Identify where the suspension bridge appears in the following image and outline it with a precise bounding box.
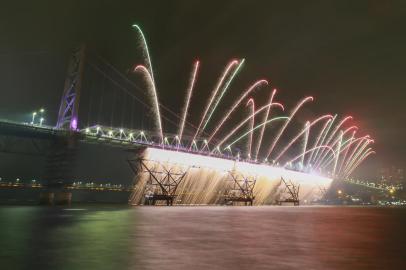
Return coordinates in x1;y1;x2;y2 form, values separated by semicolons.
0;34;372;205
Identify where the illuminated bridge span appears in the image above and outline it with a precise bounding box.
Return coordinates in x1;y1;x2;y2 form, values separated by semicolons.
0;26;375;205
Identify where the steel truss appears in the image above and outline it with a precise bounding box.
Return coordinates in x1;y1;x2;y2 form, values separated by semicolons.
277;177;300;206
138;159;188;206
223;170;256;205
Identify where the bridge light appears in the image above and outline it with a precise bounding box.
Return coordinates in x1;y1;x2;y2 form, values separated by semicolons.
204;139;208;144
39;117;44;126
129;133;133;137
70;118;78;130
140;131;144;135
85;128;90;133
108;130;113;136
31;112;37;124
119;129;124;133
40;108;44;113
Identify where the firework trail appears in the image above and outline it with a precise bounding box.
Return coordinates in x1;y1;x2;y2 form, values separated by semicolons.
313;116;353;166
284;145;335;166
337;130;356;175
301;121;310;165
311;115;337;164
134;65;163;143
332;131;343;176
320;134;371;170
307;118;332;165
266;96;314;159
273;114;332;163
341;136;371;172
132;24;156;84
178;60;200;141
207;79;268;143
318;134;355;170
344;148;372;174
315;125;358;168
344;139;373;174
254;89;277;160
345;150;375;177
202;59;245;132
216;102;284;149
225;117;289;150
246;98;255;158
317;126;358;169
190;60;239;146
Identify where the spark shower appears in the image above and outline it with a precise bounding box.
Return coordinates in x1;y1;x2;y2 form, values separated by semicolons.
127;24;374;204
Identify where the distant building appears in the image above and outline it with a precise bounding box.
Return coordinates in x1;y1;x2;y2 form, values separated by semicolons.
378;166;404;184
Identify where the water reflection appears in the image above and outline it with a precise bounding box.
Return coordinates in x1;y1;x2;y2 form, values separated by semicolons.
0;206;405;270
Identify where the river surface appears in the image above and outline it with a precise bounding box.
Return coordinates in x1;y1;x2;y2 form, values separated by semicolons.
0;206;405;270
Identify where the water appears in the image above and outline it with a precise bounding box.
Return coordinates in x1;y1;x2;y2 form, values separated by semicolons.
0;206;405;270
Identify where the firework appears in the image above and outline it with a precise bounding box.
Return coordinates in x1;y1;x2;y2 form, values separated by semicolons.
133;65;163;142
207;79;268;143
254;89;277;160
285;145;335;166
179;60;200;141
273;114;332;162
215;102;284;149
190;60;239;145
266;96;314;159
225;116;289;150
128;25;374;183
301;121;310;165
202;59;245;132
246;98;255;158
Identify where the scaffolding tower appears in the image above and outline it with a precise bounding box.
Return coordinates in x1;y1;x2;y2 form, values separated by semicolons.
277;177;300;206
223;171;256;206
135;159;188;206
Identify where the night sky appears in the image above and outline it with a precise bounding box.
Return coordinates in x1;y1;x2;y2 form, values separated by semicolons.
1;0;405;178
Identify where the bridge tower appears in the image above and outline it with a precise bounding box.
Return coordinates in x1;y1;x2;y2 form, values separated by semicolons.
41;45;86;205
56;44;86;130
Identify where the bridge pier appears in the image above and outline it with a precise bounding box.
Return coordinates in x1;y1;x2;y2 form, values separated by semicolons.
39;191;72;205
40;134;79;205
